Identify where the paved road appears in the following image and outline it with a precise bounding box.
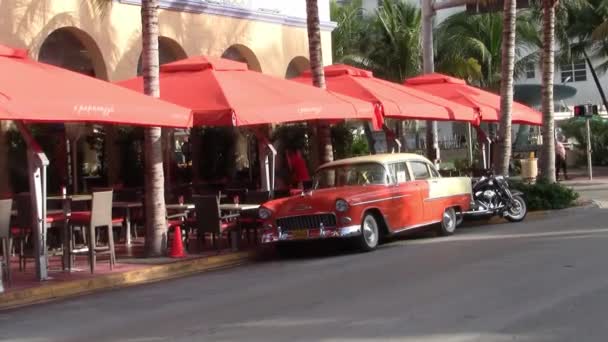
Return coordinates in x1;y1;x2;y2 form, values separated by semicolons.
3;206;608;342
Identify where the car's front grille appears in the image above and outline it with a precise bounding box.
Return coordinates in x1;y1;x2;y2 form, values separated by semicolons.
277;214;337;231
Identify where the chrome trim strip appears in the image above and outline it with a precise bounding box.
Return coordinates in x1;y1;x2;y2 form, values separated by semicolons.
275;212;337;221
392;220;441;234
261;224;362;243
339;225;361;237
352;194;410;206
423;194;471;202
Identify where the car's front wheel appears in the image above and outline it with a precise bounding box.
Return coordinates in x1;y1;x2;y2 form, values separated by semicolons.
358;214;380;252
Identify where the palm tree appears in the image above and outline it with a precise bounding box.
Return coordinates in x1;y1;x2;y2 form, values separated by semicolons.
538;0;558;182
495;0;518;175
306;0;334;165
93;0;168;255
369;0;422;82
330;0;373;64
435;11;539;90
140;0;168;256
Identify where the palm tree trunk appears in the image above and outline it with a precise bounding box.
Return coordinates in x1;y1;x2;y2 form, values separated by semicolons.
104;125;120;186
0;122;10;195
539;0;556;183
141;0;168;256
306;0;334;166
495;0;517;175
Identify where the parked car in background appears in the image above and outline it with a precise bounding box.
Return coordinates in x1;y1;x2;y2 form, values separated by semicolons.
259;153;472;251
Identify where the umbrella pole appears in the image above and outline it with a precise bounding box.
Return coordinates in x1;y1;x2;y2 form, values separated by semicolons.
467;123;474;165
16;121;50;281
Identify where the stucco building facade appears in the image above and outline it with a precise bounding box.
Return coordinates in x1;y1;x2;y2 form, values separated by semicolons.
0;0;335;80
0;0;336;192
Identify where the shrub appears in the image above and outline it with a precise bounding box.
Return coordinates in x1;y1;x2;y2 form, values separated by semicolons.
510;180;579;211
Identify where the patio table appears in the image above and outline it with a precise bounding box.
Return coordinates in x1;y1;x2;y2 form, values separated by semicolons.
218;203;260;212
166;203;195;211
112;201;142;246
48;194;92;271
218;203;260;251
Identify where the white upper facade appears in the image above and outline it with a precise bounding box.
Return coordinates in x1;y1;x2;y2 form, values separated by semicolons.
121;0;334;30
516;53;608;108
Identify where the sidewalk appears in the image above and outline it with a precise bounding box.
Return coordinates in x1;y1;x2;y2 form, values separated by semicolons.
0;237;254;310
560;167;608;204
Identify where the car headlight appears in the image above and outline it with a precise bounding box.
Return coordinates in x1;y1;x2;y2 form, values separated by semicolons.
335;199;349;212
258;207;272;220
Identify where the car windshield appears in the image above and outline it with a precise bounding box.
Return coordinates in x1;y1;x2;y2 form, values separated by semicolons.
313;163;389;189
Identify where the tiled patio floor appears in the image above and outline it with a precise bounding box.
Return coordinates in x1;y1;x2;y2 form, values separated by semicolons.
2;234;256;294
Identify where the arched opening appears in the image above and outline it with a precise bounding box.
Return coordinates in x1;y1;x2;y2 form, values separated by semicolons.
221;44;262;72
285;56;310;79
38;27;108;79
136;36;188;75
37;27;108;194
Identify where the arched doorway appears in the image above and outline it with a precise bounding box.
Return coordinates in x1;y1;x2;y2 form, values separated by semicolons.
38;27;107;79
221;44;262;72
136;36;188;75
220;44;263;186
285;56;310;79
38;27;107;193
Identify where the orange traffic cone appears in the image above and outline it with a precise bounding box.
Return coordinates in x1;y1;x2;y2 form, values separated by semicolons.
169;225;185;258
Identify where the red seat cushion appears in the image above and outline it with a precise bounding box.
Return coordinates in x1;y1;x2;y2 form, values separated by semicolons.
70;211;123;225
46;212;66;224
220;221;238;232
11;227;31;236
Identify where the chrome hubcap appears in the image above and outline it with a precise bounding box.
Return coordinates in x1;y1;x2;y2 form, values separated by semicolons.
443;210;455;232
508;198;525;219
363;217;378;247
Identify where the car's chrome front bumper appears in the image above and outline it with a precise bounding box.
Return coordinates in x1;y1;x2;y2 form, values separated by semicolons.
261;225;361;243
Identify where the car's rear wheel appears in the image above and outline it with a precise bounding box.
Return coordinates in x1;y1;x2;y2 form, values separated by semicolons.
358;214;380;252
435;207;457;236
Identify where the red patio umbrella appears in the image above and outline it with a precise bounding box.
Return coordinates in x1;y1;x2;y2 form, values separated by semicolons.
0;45;193;127
292;64;480;125
118;56;380;129
404;73;542;126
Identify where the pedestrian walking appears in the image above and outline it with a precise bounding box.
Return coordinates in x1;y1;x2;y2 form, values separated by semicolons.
555;138;568;180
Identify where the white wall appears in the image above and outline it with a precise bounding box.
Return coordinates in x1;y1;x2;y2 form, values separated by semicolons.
516;56;608;108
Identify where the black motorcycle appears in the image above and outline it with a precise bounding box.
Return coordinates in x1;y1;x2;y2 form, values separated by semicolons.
462;170;527;223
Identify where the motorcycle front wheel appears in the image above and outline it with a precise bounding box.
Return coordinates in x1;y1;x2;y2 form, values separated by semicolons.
505;195;527;222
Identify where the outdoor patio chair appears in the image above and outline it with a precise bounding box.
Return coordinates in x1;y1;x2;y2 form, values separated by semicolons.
69;190;122;273
14;193;65;271
223;188;248;204
192;195;240;253
240;191;269;244
0;199;13;286
115;188;144;239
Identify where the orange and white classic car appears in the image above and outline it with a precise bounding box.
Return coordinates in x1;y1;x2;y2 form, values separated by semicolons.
259;153;472;251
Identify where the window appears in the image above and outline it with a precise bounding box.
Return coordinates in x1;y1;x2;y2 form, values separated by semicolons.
388;162;410;183
410;161;431;180
428;164;440;178
313;163;389;189
561;60;587;83
525;63;535;79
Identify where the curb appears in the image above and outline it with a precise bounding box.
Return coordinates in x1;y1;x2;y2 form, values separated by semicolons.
0;251;252;311
462;209;549;227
